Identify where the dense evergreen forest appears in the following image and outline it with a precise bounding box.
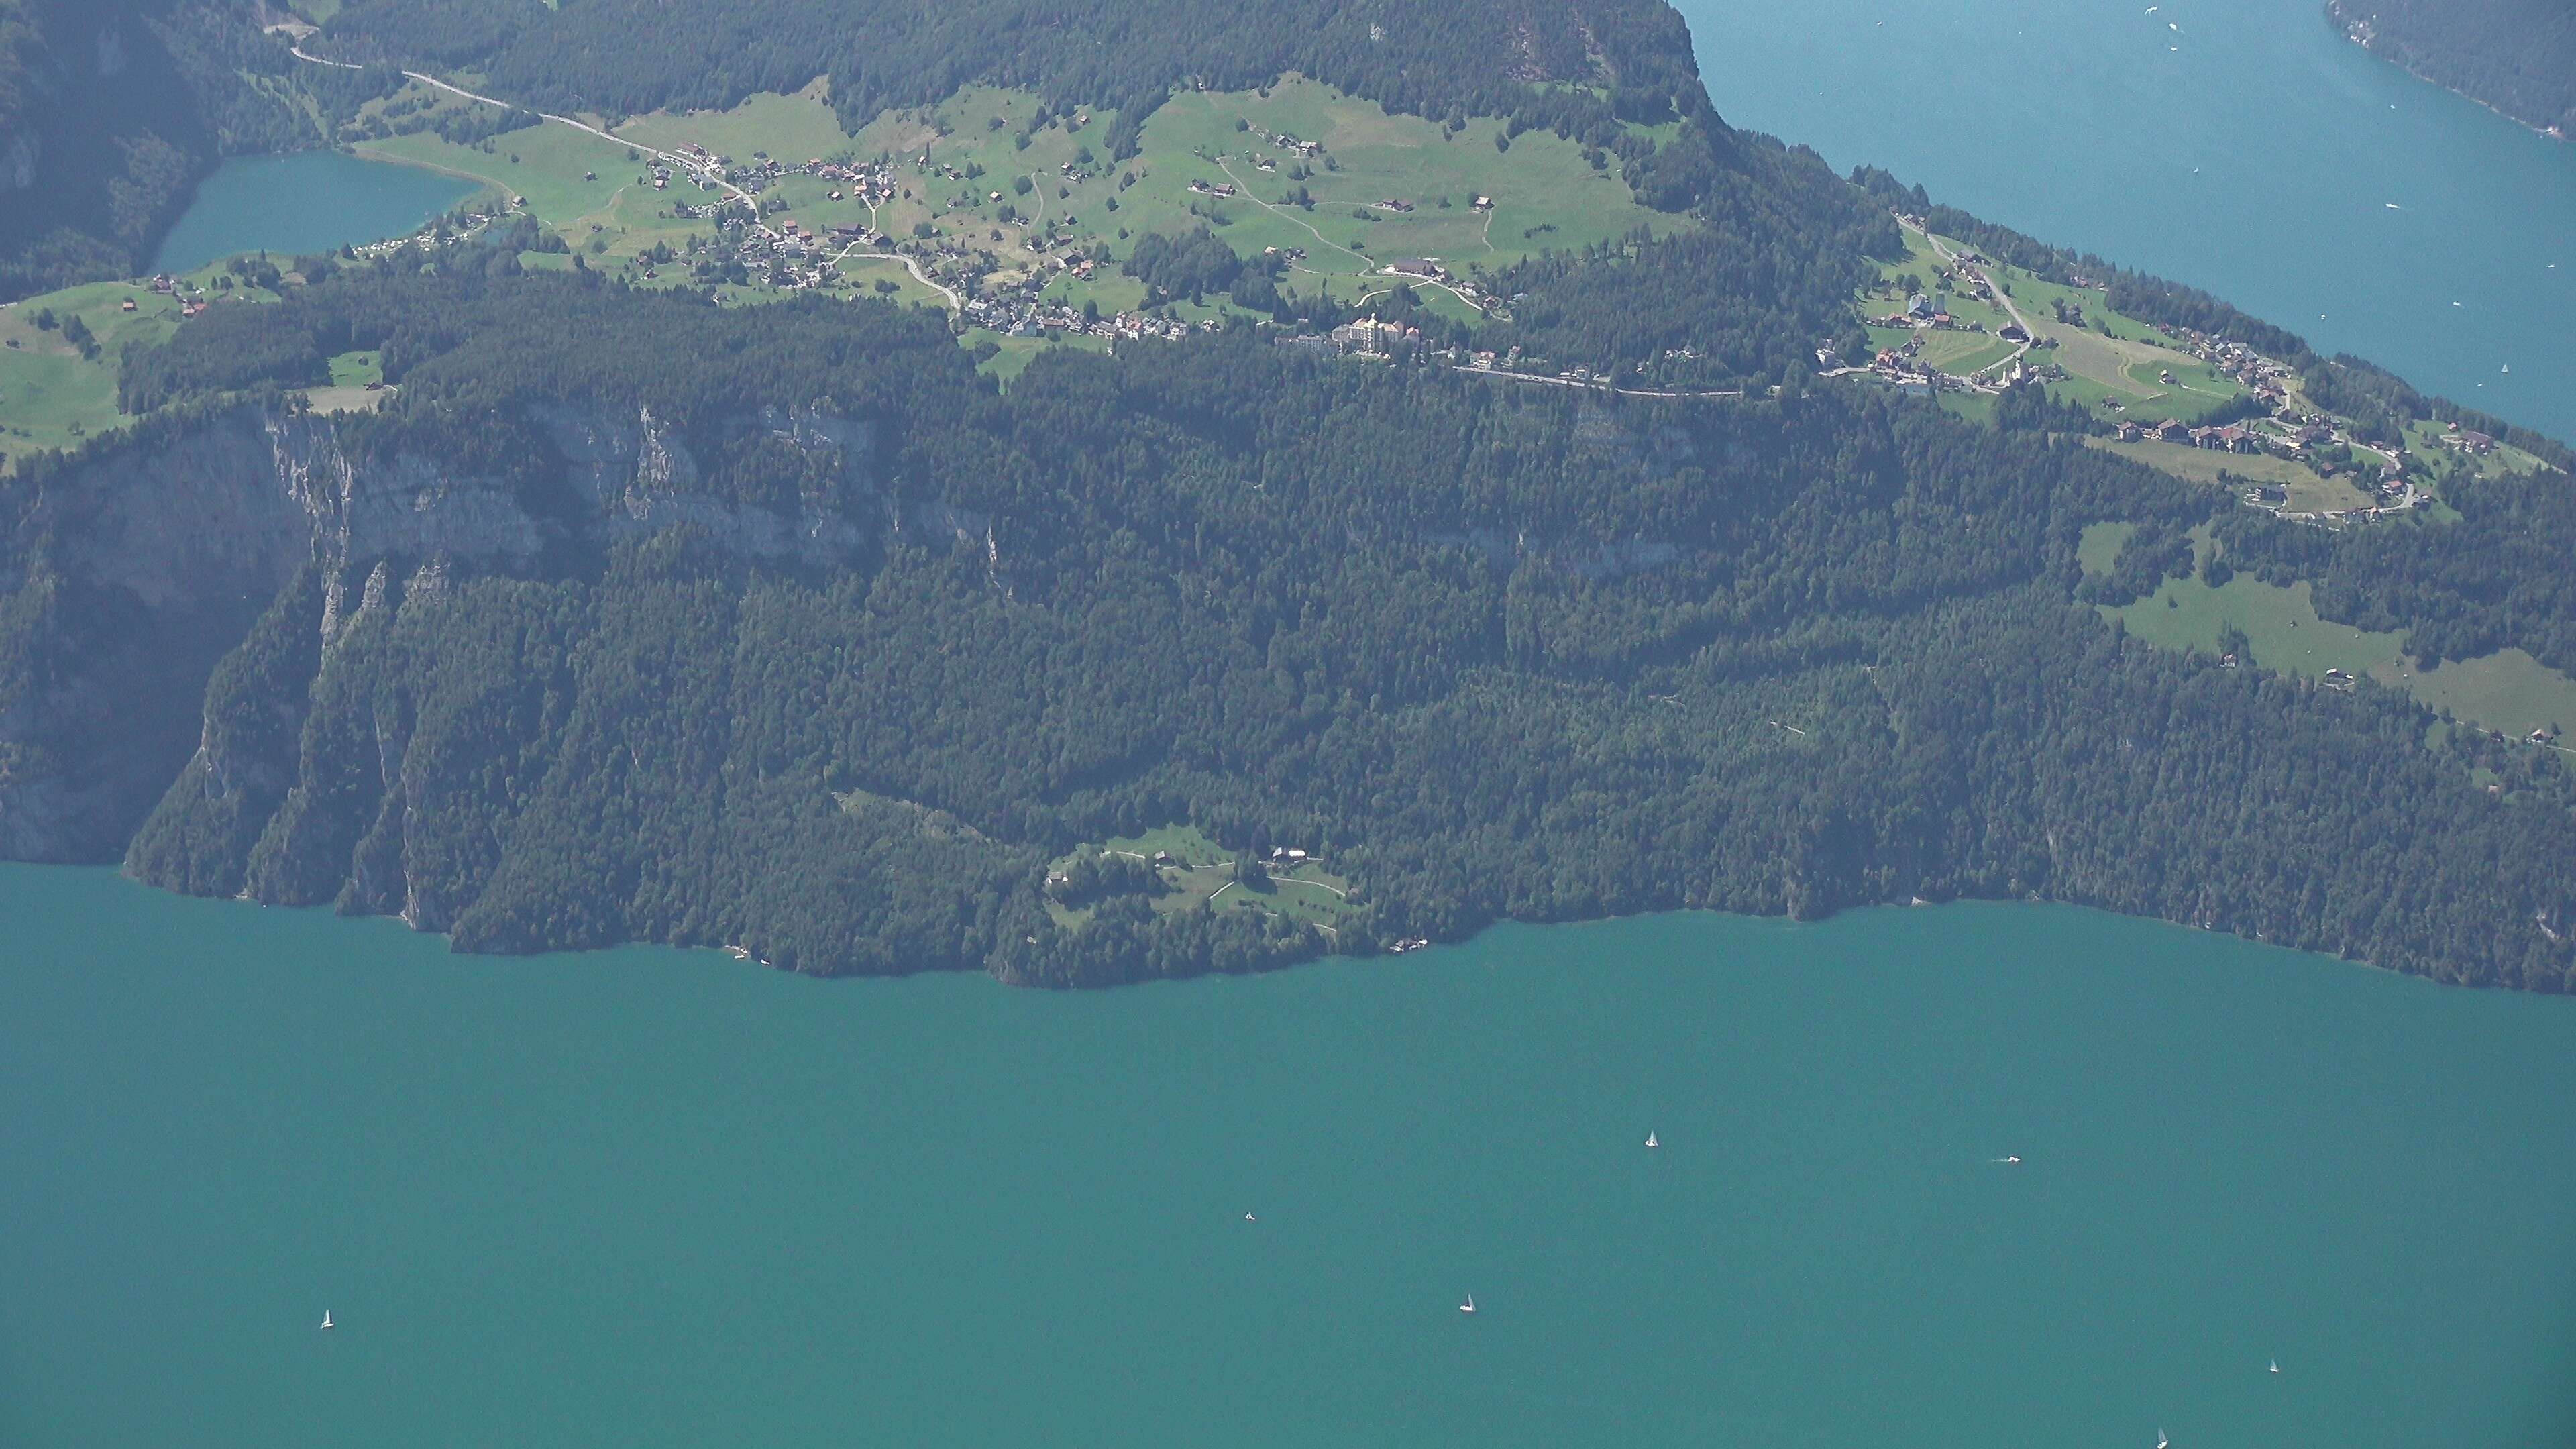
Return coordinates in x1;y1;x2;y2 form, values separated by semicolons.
2328;0;2576;137
4;0;2575;992
4;270;2572;993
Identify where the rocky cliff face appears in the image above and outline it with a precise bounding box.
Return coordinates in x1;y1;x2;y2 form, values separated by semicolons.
0;398;896;865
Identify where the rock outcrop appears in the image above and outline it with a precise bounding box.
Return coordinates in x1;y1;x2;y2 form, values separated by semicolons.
0;398;893;864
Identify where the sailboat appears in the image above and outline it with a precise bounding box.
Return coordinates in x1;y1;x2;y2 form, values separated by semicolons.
1458;1295;1477;1315
2267;1358;2280;1375
1644;1132;1658;1149
2157;1430;2169;1449
319;1311;335;1331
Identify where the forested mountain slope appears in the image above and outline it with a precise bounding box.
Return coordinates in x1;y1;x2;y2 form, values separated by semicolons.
5;273;2573;990
1;0;2573;991
2329;0;2576;137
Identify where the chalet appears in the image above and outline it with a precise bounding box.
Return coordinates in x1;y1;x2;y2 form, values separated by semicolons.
1905;292;1935;321
1998;323;2029;343
1378;197;1415;213
1472;195;1493;211
1389;257;1445;279
2291;423;2333;449
2113;421;2145;442
2153;419;2192;444
2320;669;2357;692
2443;429;2497;455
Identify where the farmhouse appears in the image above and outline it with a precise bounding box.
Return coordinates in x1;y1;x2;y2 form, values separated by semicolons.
2442;428;2498;455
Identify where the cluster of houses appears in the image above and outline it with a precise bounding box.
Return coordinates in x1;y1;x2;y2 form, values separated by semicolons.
2143;325;2298;411
2111;417;2261;452
1319;317;1424;354
960;292;1210;343
146;274;211;318
1256;129;1327;160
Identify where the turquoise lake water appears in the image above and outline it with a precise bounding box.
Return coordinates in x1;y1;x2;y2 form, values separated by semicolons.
15;6;2576;1442
1680;0;2576;442
3;867;2573;1446
149;150;474;276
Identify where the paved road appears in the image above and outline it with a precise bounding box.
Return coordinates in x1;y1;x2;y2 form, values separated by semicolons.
290;46;763;220
1900;213;2033;376
294;44;975;314
1452;366;1742;400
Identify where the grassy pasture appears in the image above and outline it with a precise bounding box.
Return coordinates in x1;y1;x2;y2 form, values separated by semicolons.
2084;437;2375;513
1913;330;2015;375
616;83;854;168
2381;651;2576;740
2114;572;2398;679
357;123;680;262
2077;521;2137;576
2108;542;2576;736
1049;823;1354;932
306;75;1693;339
0;270;272;466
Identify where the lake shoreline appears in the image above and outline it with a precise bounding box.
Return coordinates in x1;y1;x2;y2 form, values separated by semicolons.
2326;1;2572;146
7;863;2572;1447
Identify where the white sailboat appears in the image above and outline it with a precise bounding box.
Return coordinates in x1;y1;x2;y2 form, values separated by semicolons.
319;1311;334;1331
2157;1430;2169;1449
1458;1295;1477;1315
1644;1132;1658;1149
2267;1358;2280;1375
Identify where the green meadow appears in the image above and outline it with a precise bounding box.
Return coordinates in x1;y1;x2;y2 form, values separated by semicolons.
2084;437;2375;514
0;268;282;467
1048;823;1356;933
2102;529;2576;737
